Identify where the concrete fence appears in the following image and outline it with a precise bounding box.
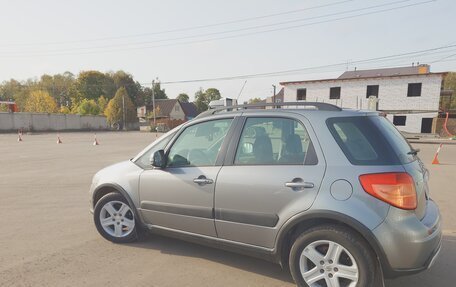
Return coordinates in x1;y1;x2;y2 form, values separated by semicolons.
0;112;109;132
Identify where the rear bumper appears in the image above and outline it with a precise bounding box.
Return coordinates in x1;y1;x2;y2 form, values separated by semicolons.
373;199;442;278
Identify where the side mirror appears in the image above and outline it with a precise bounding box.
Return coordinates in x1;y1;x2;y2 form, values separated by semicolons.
150;150;166;168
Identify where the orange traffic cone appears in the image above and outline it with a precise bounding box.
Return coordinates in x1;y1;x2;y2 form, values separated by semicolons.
17;131;23;142
93;134;99;146
432;144;443;165
57;134;62;144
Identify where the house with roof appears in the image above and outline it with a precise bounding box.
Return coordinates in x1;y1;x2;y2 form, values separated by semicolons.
137;99;199;130
281;64;449;133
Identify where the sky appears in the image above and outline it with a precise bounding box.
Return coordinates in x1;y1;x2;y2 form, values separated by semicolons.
1;0;456;103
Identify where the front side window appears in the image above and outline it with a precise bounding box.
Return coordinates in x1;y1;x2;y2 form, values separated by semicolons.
234;117;317;165
167;119;233;167
134;131;177;169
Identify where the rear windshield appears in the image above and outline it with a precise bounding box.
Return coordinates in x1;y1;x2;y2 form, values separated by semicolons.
326;116;416;165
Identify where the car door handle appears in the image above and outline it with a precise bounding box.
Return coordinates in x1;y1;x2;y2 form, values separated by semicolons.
193;176;214;185
285;181;314;189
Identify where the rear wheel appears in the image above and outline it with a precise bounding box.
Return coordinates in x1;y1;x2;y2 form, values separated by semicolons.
289;225;378;287
94;192;138;243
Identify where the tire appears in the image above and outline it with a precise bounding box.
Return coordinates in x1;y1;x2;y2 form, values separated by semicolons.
94;192;138;243
289;224;378;287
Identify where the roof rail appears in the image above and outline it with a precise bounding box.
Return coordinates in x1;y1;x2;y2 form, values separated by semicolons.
196;102;341;119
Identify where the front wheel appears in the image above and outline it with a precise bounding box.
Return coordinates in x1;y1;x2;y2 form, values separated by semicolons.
94;192;138;243
289;225;378;287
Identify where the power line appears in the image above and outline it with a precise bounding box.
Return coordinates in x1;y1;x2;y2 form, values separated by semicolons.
1;0;434;57
158;43;456;85
0;0;355;48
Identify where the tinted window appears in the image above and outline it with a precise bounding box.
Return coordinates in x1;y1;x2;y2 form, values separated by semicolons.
327;116;416;165
235;117;317;165
330;87;341;99
366;85;379;98
393;115;406;126
167;119;233;167
407;83;422;97
297;88;307;101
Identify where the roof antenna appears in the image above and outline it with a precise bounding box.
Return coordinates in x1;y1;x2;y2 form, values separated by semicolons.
236;80;247;101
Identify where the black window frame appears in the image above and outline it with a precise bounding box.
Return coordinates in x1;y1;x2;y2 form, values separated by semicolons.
296;88;307;101
366;85;379;98
407;83;422;97
329;87;341;100
393;115;406;126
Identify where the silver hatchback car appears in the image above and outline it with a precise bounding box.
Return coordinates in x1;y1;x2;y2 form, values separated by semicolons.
90;102;441;287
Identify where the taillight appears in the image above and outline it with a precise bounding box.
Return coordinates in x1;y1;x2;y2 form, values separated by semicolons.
359;172;417;210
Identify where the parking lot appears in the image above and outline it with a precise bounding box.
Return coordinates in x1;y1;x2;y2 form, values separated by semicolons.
0;132;455;287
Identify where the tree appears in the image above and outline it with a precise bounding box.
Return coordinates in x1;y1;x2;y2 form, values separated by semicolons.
443;72;456;110
24;90;58;113
177;93;189;103
74;71;116;102
59;106;71;114
104;87;137;127
194;88;222;112
0;104;9;112
97;96;109;113
248;97;263;104
110;70;143;107
142;82;168;106
76;99;100;115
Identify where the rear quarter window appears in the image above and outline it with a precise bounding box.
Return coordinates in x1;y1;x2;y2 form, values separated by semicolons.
326;116;409;165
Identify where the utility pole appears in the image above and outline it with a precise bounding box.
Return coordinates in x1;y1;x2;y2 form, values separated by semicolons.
151;79;156;127
122;93;126;130
272;84;276;109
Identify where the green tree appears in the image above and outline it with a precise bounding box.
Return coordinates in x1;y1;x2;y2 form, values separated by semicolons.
0;104;9;112
0;79;28;111
24;90;58;113
194;88;222;112
142;82;168;106
110;70;143;107
76;99;100;115
104;87;137;126
177;93;189;103
74;71;116;102
443;72;456;110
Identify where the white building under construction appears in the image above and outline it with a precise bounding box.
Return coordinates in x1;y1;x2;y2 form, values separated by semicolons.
280;65;448;133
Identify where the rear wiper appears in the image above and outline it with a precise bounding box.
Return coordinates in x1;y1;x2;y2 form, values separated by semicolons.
407;148;420;155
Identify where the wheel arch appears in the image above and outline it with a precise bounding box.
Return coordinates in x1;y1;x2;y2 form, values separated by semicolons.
274;210;392;275
92;183;144;226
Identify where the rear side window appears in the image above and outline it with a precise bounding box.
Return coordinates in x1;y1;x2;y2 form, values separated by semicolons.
327;116;416;165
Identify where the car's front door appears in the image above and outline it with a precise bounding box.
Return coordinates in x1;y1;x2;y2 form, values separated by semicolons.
214;115;326;248
139;117;234;237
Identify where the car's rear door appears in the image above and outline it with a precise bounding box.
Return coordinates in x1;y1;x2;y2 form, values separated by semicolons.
214;114;326;248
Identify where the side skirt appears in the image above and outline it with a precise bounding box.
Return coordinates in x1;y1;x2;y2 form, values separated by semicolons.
145;224;279;264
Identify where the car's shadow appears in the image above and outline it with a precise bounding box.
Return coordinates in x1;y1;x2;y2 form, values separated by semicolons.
124;233;456;286
125;232;295;284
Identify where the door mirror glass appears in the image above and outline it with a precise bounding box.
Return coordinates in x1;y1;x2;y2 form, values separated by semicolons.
150;150;166;168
